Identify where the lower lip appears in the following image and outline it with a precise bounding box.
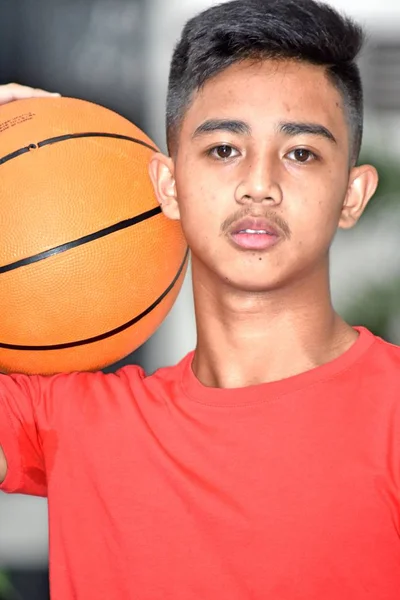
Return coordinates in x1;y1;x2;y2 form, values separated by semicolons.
229;232;280;250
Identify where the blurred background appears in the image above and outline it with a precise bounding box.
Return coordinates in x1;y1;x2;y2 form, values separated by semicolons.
0;0;399;598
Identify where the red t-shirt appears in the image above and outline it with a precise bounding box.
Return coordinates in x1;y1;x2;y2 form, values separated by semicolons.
1;326;400;599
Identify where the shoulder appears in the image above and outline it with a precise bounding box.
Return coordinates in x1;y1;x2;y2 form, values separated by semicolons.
14;351;193;413
116;351;193;398
355;329;400;401
366;330;400;370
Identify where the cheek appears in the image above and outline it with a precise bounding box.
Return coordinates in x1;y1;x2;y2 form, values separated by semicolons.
288;186;346;249
175;182;219;249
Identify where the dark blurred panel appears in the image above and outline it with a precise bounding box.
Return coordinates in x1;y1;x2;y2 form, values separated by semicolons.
7;569;49;600
12;0;147;126
0;0;17;81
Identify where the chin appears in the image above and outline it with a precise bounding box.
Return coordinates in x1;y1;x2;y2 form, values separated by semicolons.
218;269;286;293
192;252;292;292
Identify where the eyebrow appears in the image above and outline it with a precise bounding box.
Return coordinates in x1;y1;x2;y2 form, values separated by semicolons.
278;121;337;144
192;119;251;138
192;118;337;144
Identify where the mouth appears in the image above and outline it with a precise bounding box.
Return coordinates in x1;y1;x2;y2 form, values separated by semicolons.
227;217;282;251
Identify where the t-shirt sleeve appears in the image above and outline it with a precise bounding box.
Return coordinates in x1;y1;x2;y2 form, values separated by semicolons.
0;371;91;496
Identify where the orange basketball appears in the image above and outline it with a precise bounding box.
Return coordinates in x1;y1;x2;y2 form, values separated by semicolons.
0;97;188;375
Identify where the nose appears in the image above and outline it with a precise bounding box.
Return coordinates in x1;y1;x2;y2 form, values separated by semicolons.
235;154;282;206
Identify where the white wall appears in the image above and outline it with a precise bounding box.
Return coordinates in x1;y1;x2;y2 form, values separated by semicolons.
327;0;400;25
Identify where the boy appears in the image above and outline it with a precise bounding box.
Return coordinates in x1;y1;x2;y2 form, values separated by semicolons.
1;1;399;598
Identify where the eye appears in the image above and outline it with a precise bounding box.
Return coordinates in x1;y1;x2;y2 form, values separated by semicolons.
286;148;318;163
208;145;239;160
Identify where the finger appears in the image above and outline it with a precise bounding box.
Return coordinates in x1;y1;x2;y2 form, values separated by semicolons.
0;84;61;105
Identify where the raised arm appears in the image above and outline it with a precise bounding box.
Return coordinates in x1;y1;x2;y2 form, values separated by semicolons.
0;372;56;495
0;370;97;495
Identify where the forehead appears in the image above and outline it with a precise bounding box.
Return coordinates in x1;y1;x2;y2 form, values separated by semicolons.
181;59;347;138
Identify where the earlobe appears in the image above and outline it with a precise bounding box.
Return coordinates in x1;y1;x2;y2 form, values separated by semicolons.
148;152;181;221
339;164;379;230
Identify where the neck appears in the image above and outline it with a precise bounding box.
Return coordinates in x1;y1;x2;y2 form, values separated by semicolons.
191;259;357;389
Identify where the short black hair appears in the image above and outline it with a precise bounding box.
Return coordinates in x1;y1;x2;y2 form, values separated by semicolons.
166;0;365;164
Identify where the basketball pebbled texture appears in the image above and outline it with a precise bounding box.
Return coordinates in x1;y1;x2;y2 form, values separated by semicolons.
0;97;188;374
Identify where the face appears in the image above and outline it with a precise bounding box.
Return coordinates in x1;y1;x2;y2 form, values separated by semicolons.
150;59;378;292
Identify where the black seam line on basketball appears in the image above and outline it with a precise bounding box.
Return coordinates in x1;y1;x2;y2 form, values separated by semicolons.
0;247;189;351
0;132;158;166
0;145;32;165
0;206;162;275
37;132;158;153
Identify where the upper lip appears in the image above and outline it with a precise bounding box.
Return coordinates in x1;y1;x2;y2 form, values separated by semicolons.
228;217;281;236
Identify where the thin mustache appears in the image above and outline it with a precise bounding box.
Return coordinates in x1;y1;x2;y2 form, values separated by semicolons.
220;209;291;239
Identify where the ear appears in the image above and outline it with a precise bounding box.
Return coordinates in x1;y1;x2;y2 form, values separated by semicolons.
339;164;379;230
148;152;181;221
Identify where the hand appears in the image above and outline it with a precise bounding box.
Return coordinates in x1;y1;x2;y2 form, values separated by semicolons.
0;83;60;106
